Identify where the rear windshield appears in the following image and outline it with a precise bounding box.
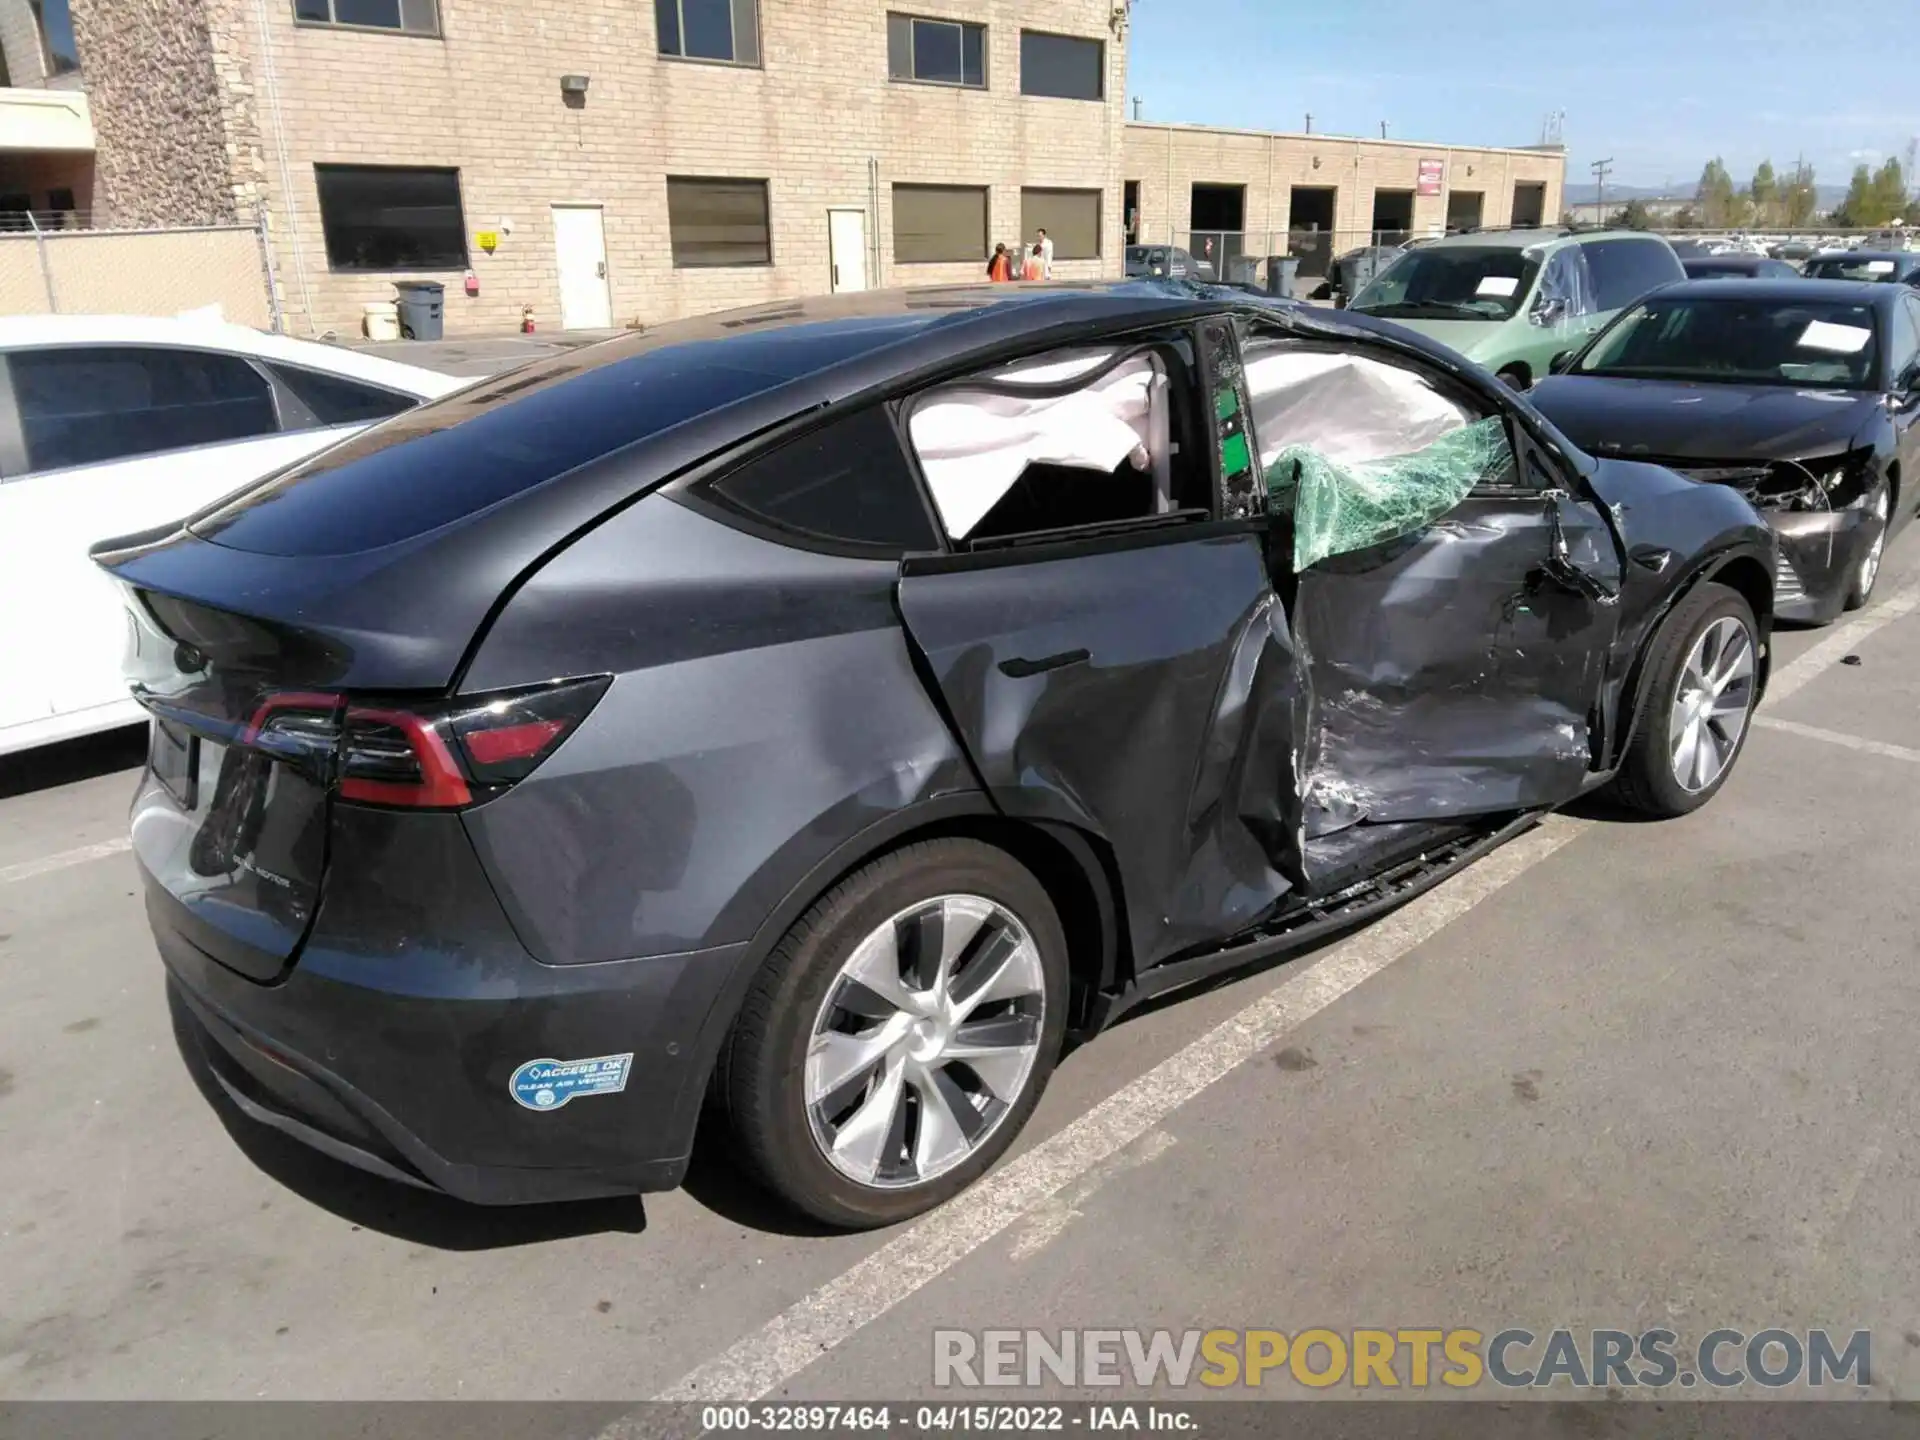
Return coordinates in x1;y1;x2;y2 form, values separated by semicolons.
1575;295;1880;390
1804;256;1903;282
191;320;924;556
1348;246;1542;322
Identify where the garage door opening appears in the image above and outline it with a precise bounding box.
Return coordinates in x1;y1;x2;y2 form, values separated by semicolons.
1289;185;1337;278
1513;182;1546;228
1189;182;1245;279
1446;190;1484;233
1371;189;1413;247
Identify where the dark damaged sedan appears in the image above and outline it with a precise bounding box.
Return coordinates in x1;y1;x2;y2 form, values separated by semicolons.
96;283;1776;1229
1532;279;1920;622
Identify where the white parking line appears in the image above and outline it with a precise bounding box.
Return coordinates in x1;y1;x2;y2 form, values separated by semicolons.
0;837;132;885
634;817;1589;1414
1761;576;1920;709
1753;717;1920;767
1006;1128;1178;1263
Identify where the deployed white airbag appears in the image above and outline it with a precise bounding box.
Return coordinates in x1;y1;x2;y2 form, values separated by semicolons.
909;351;1165;540
1243;348;1469;469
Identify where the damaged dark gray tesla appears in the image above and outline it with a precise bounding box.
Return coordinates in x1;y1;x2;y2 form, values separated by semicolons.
94;282;1776;1229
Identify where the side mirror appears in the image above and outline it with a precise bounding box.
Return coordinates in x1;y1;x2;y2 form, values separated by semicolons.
1548;350;1576;376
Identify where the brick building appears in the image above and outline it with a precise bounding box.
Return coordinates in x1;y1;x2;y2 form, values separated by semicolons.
62;0;1133;336
10;0;1566;337
1123;121;1567;279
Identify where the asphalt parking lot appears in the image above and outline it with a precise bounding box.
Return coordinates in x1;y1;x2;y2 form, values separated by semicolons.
4;530;1920;1410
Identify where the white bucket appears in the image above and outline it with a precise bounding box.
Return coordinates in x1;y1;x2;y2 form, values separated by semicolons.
363;301;401;342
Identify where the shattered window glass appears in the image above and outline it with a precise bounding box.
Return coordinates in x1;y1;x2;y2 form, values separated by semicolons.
1268;415;1513;571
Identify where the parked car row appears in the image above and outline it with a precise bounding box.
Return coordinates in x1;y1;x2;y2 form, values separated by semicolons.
1339;228;1917;627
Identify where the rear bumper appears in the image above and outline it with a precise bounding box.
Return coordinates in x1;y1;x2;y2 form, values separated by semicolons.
147;814;753;1205
1769;508;1879;625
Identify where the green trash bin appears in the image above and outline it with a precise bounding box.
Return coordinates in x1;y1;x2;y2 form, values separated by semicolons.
394;280;445;341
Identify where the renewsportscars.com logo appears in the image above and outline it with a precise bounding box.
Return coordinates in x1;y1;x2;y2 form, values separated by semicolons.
932;1328;1873;1391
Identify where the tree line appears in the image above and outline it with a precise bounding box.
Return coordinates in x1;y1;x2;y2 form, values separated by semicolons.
1600;153;1920;232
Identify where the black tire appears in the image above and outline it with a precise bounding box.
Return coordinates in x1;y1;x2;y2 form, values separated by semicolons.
1842;479;1891;612
717;838;1069;1230
1497;366;1530;392
1605;582;1759;818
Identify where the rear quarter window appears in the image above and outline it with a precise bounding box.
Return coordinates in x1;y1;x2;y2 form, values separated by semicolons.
266;363;418;428
1583;239;1686;312
700;406;938;554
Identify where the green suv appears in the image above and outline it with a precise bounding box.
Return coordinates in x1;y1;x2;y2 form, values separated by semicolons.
1346;228;1686;389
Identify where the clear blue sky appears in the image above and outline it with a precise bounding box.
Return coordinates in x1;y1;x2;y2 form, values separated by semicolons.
1126;0;1920;194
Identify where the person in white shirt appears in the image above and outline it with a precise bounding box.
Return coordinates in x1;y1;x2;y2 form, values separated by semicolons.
1036;228;1055;279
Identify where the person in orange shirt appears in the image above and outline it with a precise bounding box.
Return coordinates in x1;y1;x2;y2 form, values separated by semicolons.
1021;242;1045;282
987;243;1013;282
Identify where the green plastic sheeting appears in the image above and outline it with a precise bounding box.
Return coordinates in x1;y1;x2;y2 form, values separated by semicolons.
1266;415;1511;572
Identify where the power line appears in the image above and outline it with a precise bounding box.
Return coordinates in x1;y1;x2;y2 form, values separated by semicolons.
1591;157;1614;217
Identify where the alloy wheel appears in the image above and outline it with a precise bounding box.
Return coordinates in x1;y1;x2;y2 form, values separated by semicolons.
1668;615;1756;794
806;895;1046;1189
1858;487;1889;600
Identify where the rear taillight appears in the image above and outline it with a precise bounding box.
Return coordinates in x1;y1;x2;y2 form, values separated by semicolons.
340;706;474;808
446;681;611;786
339;676;611;809
234;676;609;810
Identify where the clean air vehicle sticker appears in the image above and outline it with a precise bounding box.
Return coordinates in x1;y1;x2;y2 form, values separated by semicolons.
510;1053;634;1111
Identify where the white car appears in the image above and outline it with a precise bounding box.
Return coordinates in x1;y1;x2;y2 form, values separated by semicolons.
0;315;463;755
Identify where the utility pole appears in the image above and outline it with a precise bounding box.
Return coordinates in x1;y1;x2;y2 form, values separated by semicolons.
1131;96;1142;120
1591;157;1614;219
1379;120;1388;139
1304;112;1312;135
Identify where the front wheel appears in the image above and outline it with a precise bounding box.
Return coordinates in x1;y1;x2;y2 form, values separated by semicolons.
1843;482;1891;611
717;839;1068;1230
1606;582;1760;818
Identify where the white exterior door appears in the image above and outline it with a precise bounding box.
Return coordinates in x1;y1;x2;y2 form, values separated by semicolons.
828;209;868;294
553;205;613;330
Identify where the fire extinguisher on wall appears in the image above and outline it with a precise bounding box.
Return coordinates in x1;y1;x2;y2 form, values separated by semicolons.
463;268;479;298
521;305;536;334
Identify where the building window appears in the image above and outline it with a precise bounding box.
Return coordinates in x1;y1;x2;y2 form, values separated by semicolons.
656;0;760;66
29;0;80;74
667;177;772;267
1019;30;1102;101
893;184;987;264
1022;189;1101;260
887;14;985;88
314;165;467;271
292;0;439;34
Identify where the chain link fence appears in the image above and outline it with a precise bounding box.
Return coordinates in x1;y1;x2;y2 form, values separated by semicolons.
1164;228;1419;295
0;210;281;330
1162;224;1920;297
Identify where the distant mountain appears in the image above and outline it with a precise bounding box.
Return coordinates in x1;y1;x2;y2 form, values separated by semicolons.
1564;182;1851;209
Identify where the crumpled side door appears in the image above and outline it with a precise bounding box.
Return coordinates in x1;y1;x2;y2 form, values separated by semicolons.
898;533;1307;971
1245;330;1624;832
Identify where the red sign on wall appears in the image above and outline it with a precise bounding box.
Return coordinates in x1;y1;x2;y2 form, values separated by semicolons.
1417;158;1445;196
